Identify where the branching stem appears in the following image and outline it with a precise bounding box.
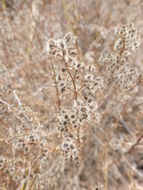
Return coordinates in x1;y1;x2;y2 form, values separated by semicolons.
62;51;78;101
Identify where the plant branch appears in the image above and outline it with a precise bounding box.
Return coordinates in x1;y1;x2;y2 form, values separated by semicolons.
51;62;61;111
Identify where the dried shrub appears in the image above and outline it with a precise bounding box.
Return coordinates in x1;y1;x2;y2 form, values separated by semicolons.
0;1;143;190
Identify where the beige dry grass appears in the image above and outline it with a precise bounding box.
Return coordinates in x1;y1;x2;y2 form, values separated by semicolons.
0;0;143;190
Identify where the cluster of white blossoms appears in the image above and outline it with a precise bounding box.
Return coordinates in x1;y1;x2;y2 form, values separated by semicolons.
46;33;81;70
46;24;141;166
99;23;140;93
61;136;80;164
46;32;105;165
114;23;139;55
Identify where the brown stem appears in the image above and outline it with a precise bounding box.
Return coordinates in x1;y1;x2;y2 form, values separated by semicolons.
29;175;37;190
62;52;78;101
77;84;85;93
126;133;143;154
51;62;61;111
120;38;125;56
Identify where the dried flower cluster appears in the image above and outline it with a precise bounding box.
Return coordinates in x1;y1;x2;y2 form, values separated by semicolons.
0;0;143;190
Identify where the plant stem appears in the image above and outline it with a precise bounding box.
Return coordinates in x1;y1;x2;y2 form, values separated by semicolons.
51;62;61;111
62;52;78;101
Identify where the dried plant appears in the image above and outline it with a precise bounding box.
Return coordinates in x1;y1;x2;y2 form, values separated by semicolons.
0;1;143;190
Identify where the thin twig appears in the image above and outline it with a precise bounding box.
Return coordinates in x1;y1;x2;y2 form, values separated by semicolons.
62;51;78;100
126;133;143;154
51;62;61;111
